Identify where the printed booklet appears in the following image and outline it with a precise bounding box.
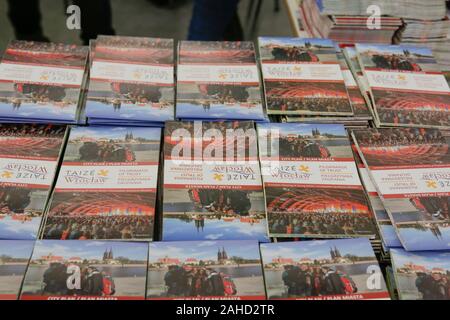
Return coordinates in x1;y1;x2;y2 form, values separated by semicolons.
176;41;266;121
350;134;402;250
42;126;162;240
0;124;67;239
162;121;269;242
390;248;450;300
355;43;450;129
352;128;450;251
260;238;390;300
0;41;88;123
258;37;352;116
257;123;377;238
146;240;266;300
20;240;148;300
86;36;174;126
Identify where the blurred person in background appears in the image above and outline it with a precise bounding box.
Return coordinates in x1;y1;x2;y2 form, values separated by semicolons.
6;0;115;44
188;0;243;41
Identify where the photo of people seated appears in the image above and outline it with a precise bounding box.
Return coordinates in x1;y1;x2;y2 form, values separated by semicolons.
353;127;449;166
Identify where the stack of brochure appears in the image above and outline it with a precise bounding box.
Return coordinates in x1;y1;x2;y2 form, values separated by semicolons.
355;43;450;129
0;41;88;124
41;126;162;241
162;121;269;242
352;128;450;251
260;238;390;300
85;36;175;126
257;123;377;239
0;124;67;240
147;240;266;300
176;41;266;121
258;37;353;117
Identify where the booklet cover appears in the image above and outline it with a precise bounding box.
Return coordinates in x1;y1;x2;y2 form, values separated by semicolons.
355;43;450;129
146;240;266;300
42;126;161;240
257;123;376;238
0;41;88;123
258;37;352;116
350;135;402;249
176;41;266;121
20;240;148;300
352;128;450;251
86;36;174;124
260;238;390;300
336;48;372;120
0;240;34;300
0;124;67;239
390;248;450;300
162;121;269;242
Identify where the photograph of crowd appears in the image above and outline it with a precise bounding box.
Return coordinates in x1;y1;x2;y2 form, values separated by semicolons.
20;240;148;300
0;240;34;300
63;126;161;163
0;81;81;114
87;82;173;118
353;128;449;166
87;36;174;122
147;240;265;299
179;41;256;64
391;248;450;300
44;191;156;240
177;83;258;107
257;123;351;160
258;37;338;63
260;239;388;300
373;90;450;129
165;187;264;217
356;44;439;73
163;187;268;241
0;41;87;120
93;36;174;65
346;88;371;118
164;120;257;160
0;124;65;158
264;82;352;115
266;187;376;238
2;40;88;67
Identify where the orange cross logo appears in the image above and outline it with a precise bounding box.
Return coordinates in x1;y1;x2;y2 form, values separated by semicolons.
97;169;109;177
218;73;227;80
298;165;309;173
426;180;437;189
1;171;13;178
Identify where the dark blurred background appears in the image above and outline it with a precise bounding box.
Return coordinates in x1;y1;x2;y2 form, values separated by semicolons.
0;0;291;53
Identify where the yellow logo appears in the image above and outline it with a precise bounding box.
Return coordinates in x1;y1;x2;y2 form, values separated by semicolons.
1;171;13;178
293;66;302;72
397;74;406;81
213;173;224;181
40;74;49;81
426;180;437;189
218;73;227;80
133;71;143;79
97;169;109;177
298;165;310;173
